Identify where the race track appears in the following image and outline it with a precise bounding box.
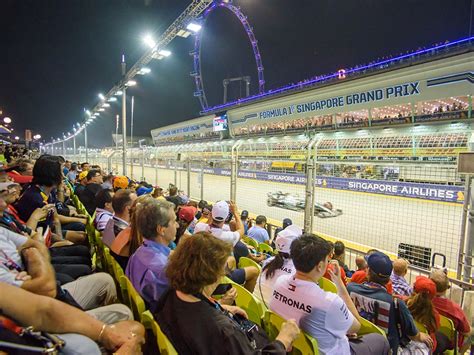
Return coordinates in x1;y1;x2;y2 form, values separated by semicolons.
126;164;463;270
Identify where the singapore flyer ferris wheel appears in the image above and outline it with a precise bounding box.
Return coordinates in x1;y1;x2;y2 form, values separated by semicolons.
190;0;265;111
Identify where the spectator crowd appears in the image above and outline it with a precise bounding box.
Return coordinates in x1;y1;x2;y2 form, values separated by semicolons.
0;146;471;354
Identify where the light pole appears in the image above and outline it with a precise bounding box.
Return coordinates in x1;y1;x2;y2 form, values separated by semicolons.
130;95;135;179
84;123;88;162
121;54;127;176
62;135;66;157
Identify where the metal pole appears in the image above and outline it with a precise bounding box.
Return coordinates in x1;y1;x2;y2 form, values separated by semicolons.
121;54;127;176
141;147;145;181
84;124;88;162
200;162;204;200
459;176;474;282
131;96;135;179
155;165;158;186
115;114;119;173
187;158;191;198
73;135;76;160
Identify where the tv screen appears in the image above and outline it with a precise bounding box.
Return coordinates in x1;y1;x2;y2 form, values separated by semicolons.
213;115;228;132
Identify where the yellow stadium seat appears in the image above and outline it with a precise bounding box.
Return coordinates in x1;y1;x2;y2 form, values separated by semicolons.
238;256;262;271
120;275;146;321
264;310;319;355
439;315;456;355
141;310;178;355
231;282;264;325
318;277;337;293
258;243;274;254
244;237;259;250
358;317;386;338
414;320;428;333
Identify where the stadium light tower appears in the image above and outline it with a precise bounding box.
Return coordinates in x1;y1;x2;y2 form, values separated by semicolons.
143;34;156;49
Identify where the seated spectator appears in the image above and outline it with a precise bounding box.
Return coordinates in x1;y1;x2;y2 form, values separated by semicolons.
102;189;136;247
94;189;114;232
80;162;90;172
7;158;34;185
112;175;129;192
333;240;350;275
63;160;71;176
391;258;413;297
274;217;292;241
241;209;251;234
247;215;270;244
74;170;88;196
78;169;103;216
406;276;450;354
194;201;259;291
253;224;301;305
0;225;133;324
323;241;347;286
0;282;145;354
126;199;177;308
347;252;433;352
270;234;390;354
151;185;165;200
66;162;78;183
175;205;196;244
101;174;114;190
110;195;153;270
13;156;87;240
430;269;473;353
154;231;300;354
350;249;394;294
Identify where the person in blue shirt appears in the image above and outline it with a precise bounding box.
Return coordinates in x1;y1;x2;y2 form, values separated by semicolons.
126;199;178;309
240;210;251;234
247;215;270;244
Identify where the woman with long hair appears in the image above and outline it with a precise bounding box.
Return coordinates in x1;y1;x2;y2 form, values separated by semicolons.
253;224;302;306
406;276;450;354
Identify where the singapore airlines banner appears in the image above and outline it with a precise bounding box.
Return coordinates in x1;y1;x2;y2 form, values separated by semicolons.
159;165;464;204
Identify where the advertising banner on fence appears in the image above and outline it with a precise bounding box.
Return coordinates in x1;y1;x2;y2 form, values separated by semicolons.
166;166;464;203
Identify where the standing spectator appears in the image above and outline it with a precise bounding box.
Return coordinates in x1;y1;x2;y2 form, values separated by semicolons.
94;189;114;232
126;199;177;308
112;175;129;192
63;160;71;176
333;240;350;275
247;215;270;244
253;224;301;305
154;231;300;354
79;169;103;216
270;235;390;354
66;162;78;183
391;259;413;297
347;252;433;352
102;189;136;247
430;270;473;353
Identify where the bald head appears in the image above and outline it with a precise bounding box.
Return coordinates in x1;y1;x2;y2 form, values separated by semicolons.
392;259;409;276
355;256;367;270
429;269;450;294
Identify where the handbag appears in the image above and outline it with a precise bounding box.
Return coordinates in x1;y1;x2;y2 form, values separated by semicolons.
0;315;65;354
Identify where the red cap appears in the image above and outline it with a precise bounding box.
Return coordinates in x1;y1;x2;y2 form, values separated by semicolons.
178;206;197;223
413;276;436;298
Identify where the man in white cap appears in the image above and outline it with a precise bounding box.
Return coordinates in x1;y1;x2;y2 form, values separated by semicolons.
253;224;302;306
194;201;259;292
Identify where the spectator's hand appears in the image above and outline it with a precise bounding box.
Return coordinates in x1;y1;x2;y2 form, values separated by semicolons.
220;287;237;305
31;204;54;221
327;260;344;287
101;321;145;352
228;201;238;215
276;319;300;351
114;338;143;355
418;332;434;350
15;271;31;281
221;305;248;319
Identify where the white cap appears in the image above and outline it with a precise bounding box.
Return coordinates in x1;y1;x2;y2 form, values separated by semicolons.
275;225;302;254
212;200;230;222
0;181;19;193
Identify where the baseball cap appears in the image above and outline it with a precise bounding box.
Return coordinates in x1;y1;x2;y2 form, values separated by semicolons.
413;276;436;298
212;200;229;222
275;225;302;254
241;210;249;218
0;181;19;193
113;176;129;190
178;206;197;223
136;186;153;196
78;171;88;181
282;218;293;229
366;251;393;277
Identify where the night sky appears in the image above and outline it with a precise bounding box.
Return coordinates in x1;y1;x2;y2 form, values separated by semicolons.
1;0;472;147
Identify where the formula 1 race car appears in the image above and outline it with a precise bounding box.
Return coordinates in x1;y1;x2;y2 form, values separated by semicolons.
266;191;343;218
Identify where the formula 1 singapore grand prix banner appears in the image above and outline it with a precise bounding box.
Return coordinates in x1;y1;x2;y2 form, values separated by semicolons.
162;165;464;204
